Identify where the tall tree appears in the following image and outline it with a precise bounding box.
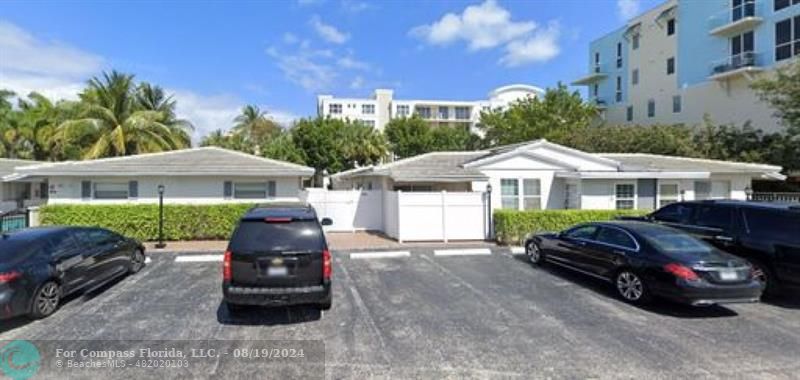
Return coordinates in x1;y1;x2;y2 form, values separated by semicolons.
232;105;280;143
384;116;480;159
751;61;800;135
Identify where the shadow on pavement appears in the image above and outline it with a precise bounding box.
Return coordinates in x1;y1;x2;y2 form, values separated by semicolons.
216;302;322;325
762;294;800;310
512;253;739;319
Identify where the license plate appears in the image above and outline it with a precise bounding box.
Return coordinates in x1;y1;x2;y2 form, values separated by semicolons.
267;266;288;277
719;270;738;281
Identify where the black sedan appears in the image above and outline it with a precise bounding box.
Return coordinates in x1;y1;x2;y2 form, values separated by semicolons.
1;226;145;319
524;221;762;306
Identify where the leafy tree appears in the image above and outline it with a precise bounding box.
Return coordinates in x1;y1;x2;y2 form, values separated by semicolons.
199;129;257;154
751;61;800;135
261;132;307;165
478;83;598;146
554;123;697;157
384;116;481;158
232;105;280;143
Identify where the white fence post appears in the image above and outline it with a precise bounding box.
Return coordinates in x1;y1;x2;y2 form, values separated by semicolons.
396;190;403;243
441;190;448;243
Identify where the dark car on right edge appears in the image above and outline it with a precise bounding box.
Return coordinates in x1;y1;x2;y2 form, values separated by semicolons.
638;200;800;296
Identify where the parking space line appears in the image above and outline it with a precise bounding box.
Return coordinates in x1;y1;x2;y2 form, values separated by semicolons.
145;257;152;264
349;251;410;259
510;247;525;254
433;248;492;256
174;255;223;263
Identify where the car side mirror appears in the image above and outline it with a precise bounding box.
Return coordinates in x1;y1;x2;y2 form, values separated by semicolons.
321;218;333;226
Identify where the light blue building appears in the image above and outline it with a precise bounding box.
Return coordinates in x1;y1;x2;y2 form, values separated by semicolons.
573;0;800;132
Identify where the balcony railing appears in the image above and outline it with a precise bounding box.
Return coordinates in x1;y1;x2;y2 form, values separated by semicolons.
588;97;608;108
751;192;800;203
708;1;763;36
709;51;763;77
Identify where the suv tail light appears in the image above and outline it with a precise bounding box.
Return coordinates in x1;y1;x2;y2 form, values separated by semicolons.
322;249;332;281
664;263;699;281
0;271;21;284
223;250;232;281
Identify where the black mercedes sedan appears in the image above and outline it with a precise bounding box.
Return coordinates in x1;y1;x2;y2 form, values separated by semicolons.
524;221;762;306
0;226;145;320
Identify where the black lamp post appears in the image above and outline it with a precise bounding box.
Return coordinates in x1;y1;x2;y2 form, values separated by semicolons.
680;189;686;202
745;186;753;201
486;183;493;241
155;184;166;249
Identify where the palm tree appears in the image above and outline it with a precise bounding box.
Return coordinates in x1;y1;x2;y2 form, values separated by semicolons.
232;105;279;142
54;71;193;159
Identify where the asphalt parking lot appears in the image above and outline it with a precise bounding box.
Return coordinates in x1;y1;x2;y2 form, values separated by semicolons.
3;248;800;379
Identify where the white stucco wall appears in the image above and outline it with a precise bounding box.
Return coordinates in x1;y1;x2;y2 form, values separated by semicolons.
46;176;304;205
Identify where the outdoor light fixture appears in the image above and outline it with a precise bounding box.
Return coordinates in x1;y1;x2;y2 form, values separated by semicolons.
745;186;753;201
156;184;166;249
680;189;686;201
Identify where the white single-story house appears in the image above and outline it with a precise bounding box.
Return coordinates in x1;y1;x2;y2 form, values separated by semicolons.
1;158;47;212
331;139;785;212
2;147;315;205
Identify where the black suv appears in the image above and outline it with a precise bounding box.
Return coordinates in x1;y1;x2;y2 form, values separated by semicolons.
222;203;333;311
639;200;800;296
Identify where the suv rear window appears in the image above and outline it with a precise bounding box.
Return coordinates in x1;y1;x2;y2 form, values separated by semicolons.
743;209;800;243
229;220;324;253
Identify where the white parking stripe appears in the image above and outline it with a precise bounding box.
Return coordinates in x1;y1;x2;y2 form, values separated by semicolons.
433;248;492;256
350;251;410;259
511;247;525;254
175;255;223;263
145;257;152;264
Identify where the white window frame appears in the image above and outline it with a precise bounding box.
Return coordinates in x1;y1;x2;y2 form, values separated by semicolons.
657;181;681;208
500;179;520;210
93;182;129;200
522;179;542;210
438;107;449;120
396;105;409;117
455;106;470;120
233;182;267;199
329;103;342;114
694;180;729;200
362;104;375;115
416;106;431;119
614;182;637;210
775;16;800;61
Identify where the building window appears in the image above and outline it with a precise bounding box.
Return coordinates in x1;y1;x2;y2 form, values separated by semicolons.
658;183;680;208
632;69;639;85
775;0;800;12
234;182;271;199
616;42;623;68
732;31;755;65
93;182;128;200
694;180;730;200
667;18;675;36
615;183;636;210
626;106;634;121
362;104;375;114
438;107;449;120
648;99;655;118
775;16;799;61
594;52;600;72
360;119;376;128
593;84;599;97
500;179;519;209
329;103;342;114
632;34;640;50
396;105;410;117
667;57;675;75
733;0;756;21
455;106;470;120
522;179;541;210
416;106;432;119
615;76;622;102
672;95;682;113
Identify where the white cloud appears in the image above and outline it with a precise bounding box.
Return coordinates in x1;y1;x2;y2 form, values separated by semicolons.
297;0;324;6
341;0;370;13
410;0;535;51
616;0;640;21
499;21;561;67
266;46;338;92
336;55;370;71
349;76;364;89
282;32;299;45
309;15;349;44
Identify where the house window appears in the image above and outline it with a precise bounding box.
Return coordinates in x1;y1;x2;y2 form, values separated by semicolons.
667;18;675;36
658;183;680;208
775;16;800;61
329;103;342;114
500;179;519;209
438;107;449;120
695;180;730;200
775;0;799;12
234;182;272;199
522;179;541;210
594;52;600;72
632;34;640;50
455;106;470;120
626;106;634;121
93;182;128;200
615;183;636;210
667;57;675;75
362;104;375;114
672;95;682;113
732;31;755;65
396;105;410;117
416;106;432;119
632;69;639;85
647;99;656;118
616;42;623;68
615;76;622;102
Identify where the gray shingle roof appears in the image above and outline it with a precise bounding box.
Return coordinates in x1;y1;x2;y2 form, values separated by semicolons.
596;153;781;173
342;152;490;182
11;147;314;178
0;158;39;177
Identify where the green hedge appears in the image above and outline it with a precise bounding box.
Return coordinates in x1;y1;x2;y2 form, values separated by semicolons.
39;204;256;241
494;209;649;245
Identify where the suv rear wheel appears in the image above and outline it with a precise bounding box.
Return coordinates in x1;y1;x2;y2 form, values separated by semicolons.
750;259;778;297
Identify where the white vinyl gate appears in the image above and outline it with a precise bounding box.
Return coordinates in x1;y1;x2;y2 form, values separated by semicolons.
301;189;489;242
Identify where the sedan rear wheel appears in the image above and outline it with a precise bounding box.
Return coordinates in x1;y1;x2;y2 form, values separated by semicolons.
129;249;146;274
526;242;544;265
616;270;650;304
30;281;61;319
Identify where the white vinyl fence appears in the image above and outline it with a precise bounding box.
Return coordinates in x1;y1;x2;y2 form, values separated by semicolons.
302;189;488;242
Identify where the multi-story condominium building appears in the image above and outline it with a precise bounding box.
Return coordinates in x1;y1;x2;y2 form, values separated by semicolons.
572;0;800;132
316;84;545;131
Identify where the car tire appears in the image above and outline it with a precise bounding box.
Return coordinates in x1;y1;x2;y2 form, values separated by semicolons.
750;259;779;297
29;280;61;319
615;270;651;305
319;297;332;311
128;249;146;274
526;241;545;265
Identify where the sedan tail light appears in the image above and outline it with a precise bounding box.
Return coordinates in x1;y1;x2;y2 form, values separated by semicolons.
664;263;699;281
322;249;332;281
222;250;232;281
0;271;21;284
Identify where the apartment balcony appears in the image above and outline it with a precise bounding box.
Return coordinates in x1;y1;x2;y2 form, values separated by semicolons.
588;97;608;109
708;51;764;81
708;1;763;37
571;63;608;85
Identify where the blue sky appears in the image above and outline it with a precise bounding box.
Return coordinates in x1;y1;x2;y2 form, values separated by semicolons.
0;0;659;140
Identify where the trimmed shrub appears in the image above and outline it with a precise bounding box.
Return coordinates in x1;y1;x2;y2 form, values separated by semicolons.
39;204;256;241
494;209;649;245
